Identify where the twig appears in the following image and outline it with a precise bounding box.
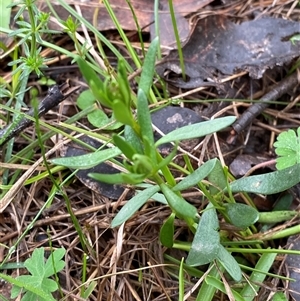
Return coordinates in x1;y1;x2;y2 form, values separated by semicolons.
228;72;299;142
0;82;80;146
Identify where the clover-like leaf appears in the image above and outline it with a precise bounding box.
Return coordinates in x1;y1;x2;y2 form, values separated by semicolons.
10;247;65;301
274;128;300;170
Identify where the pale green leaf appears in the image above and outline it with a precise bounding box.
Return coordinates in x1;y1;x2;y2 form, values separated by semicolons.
173;158;218;191
111;185;160;227
274;128;300;170
224;203;259;229
50;147;122;169
155;116;236;146
217;245;242;282
186;202;220;266
160;213;175;247
139;37;158;96
229;164;300;194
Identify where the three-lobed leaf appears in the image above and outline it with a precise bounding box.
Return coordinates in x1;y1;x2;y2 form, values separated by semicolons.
274;128;300;170
10;247;65;300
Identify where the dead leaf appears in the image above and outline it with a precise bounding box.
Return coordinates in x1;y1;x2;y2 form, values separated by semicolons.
229;154;270;178
157;15;300;88
37;0;213;48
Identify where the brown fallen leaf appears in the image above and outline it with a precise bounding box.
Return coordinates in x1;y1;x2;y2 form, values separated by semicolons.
37;0;213;48
157;15;300;88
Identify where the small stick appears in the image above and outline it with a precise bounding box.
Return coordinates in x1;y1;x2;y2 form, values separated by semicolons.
0;82;80;147
228;72;299;141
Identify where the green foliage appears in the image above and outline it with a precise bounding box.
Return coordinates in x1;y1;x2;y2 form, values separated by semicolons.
7;0;58;79
224;203;259;229
50;37;250;283
159;212;175;248
50;146;122;169
186;202;220;266
240;252;277;301
4;1;299;299
291;34;300;45
50;27;300;292
229;164;300;194
0;247;66;301
77;89;122;129
274;127;300;170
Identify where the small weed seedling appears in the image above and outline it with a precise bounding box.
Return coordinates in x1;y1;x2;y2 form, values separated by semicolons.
51;38;258;285
0;248;65;301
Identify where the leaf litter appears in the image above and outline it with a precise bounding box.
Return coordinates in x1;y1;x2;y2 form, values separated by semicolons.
157;15;300;88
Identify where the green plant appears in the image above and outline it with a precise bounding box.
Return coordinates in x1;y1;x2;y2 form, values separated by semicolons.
0;247;65;301
2;1;300;300
50;37;261;284
50;31;300;297
274;127;300;170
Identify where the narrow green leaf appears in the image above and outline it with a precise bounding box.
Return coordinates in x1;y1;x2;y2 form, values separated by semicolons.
186;202;220;266
50;147;122;169
216;245;242;282
112;99;135;126
160;183;199;221
229;164;300;194
88;172;124;184
121;172;147;184
137;89;156;161
111;185;160;227
117;59;131;106
240;252;277;301
258;210;298;224
272;292;288;301
113;134;137;160
195;263;219;301
82;281;97;299
173;159;218;192
141;134;156;163
139;36;159;96
76;57;112;107
124;125;143;154
160;213;175;247
155;143;178;172
224;203;259;229
205;276;245;301
207;159;227;194
90;171;146;185
155;116;236;146
150;192;167;204
179;257;185;301
0;0;12;31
